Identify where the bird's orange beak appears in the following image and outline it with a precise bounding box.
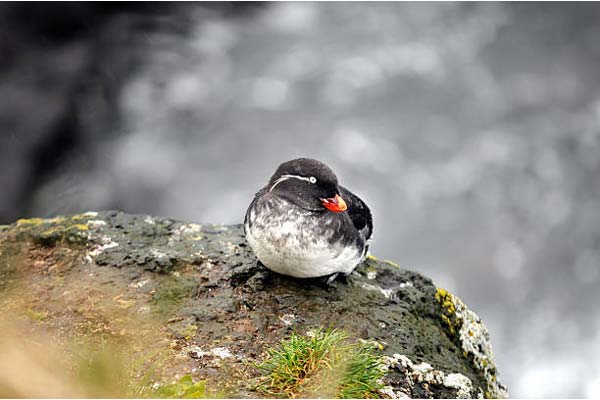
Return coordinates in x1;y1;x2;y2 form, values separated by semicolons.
321;194;347;212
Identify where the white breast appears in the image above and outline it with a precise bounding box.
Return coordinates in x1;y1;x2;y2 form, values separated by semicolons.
244;199;363;278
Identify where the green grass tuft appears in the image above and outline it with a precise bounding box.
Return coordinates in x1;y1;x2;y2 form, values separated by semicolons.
258;328;386;398
337;343;387;399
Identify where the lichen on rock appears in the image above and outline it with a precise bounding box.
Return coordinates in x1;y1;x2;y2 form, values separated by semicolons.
381;353;474;399
435;288;508;398
0;211;507;398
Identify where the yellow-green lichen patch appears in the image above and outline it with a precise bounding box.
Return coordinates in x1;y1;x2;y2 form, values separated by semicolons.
37;224;90;246
16;218;46;226
16;216;67;226
435;288;459;337
12;215;92;247
365;254;401;270
72;224;90;231
434;287;508;398
69;212;99;222
383;259;401;269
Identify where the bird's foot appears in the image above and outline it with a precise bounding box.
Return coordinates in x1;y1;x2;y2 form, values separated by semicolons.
325;273;339;285
318;272;349;288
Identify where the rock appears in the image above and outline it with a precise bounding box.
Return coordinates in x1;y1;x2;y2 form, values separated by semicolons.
0;211;507;398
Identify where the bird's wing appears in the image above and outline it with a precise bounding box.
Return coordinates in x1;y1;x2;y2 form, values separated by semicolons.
339;186;373;241
244;186;268;230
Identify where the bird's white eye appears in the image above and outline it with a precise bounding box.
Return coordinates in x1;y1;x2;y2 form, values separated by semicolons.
309;176;317;184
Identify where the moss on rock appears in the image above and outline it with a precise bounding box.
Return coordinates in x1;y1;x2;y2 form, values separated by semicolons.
434;288;507;398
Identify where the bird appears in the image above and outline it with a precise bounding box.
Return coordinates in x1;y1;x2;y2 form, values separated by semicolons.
244;158;372;280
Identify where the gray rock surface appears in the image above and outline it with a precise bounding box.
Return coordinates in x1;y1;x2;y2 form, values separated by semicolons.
0;211;507;398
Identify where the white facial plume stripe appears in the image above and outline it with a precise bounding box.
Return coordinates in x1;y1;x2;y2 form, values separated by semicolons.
269;174;313;192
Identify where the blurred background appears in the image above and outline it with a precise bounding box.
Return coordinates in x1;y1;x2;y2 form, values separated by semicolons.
1;2;599;397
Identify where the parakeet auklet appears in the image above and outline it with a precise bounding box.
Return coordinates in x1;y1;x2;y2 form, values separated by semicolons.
244;158;372;279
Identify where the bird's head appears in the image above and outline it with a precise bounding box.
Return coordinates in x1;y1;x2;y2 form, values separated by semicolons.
267;158;347;212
